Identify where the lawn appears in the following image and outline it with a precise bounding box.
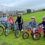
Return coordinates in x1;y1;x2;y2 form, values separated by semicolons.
0;11;45;45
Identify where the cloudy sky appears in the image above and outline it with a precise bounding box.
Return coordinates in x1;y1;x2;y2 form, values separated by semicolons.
0;0;45;11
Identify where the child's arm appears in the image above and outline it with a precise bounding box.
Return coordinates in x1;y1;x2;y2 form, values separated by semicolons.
15;18;18;23
38;23;42;26
28;22;32;29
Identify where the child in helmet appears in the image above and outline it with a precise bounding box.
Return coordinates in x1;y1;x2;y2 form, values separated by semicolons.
8;15;15;30
15;14;23;31
1;14;8;28
39;16;45;37
29;17;38;33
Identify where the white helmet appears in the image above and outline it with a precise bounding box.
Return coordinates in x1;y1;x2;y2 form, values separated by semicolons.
31;16;35;19
43;16;45;19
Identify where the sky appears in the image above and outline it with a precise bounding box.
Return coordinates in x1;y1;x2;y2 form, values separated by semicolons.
0;0;45;11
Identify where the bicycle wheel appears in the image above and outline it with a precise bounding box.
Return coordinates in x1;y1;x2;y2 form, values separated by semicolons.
0;26;4;36
15;30;20;38
32;33;41;40
4;29;10;36
22;32;29;39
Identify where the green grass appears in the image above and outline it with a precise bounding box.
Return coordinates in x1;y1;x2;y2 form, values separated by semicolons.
22;11;45;23
0;11;45;45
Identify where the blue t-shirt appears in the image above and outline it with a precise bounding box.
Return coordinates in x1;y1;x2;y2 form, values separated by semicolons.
29;21;38;28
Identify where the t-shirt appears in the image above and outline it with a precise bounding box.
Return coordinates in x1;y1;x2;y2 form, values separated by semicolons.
29;21;38;28
1;16;7;22
16;17;23;24
8;16;14;24
39;21;45;27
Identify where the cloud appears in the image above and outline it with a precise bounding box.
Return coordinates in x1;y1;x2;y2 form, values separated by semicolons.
0;0;45;7
12;0;45;10
0;0;45;10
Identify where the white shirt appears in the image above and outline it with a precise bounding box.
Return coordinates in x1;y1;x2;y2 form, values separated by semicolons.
1;16;7;22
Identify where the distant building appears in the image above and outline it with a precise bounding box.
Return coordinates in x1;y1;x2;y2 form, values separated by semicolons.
0;11;4;17
27;9;31;13
16;10;27;15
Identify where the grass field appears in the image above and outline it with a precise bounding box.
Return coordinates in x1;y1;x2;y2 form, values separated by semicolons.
0;11;45;45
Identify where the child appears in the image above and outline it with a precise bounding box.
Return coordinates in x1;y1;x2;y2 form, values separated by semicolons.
8;15;14;24
1;14;8;28
15;14;23;31
29;17;38;33
39;16;45;37
8;15;15;29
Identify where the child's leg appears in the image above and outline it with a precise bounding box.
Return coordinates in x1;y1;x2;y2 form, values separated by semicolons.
33;28;36;33
43;28;45;37
18;24;21;31
43;30;45;37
